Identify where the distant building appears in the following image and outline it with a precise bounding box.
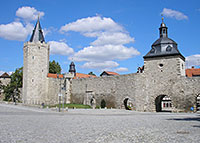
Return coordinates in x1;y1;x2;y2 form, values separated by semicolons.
100;71;119;77
0;72;11;86
73;73;96;79
0;72;11;100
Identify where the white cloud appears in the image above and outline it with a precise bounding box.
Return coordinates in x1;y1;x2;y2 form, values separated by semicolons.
91;32;134;46
61;16;140;70
161;8;188;20
186;54;200;68
71;45;140;62
0;22;33;41
81;61;119;70
114;67;128;72
60;16;123;34
49;41;74;56
0;71;4;76
0;6;46;41
16;6;44;21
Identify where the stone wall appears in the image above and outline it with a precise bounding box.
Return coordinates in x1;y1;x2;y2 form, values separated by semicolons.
46;77;66;105
71;73;145;110
71;71;200;112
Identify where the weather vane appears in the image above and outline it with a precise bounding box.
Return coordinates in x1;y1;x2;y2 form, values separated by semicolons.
161;14;164;23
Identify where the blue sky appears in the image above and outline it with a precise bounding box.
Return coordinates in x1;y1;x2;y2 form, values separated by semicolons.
0;0;200;76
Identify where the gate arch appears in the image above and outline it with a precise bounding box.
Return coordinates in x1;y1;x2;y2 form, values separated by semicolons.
155;95;172;112
196;94;200;111
123;97;133;110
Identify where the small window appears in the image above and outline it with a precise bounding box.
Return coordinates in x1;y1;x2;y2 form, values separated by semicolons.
166;46;172;52
150;48;155;53
163;29;166;34
32;79;34;82
159;64;163;67
32;56;34;59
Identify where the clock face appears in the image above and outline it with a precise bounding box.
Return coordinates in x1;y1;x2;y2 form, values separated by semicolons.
166;45;172;52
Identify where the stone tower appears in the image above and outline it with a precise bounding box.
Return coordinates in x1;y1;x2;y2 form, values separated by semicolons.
69;61;76;76
22;18;50;104
143;18;185;78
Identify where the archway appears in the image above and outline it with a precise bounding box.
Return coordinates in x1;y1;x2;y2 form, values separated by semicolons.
101;99;106;108
123;98;133;110
155;95;172;112
197;94;200;111
90;96;96;109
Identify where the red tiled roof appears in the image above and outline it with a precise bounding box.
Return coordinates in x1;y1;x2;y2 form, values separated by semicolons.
47;73;63;78
100;71;119;76
105;71;119;75
186;67;200;77
0;72;10;78
73;73;96;79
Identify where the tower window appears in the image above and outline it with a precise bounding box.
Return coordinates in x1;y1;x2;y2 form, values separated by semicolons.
32;79;34;82
150;48;155;53
32;56;34;59
166;46;172;52
163;29;166;34
159;64;163;67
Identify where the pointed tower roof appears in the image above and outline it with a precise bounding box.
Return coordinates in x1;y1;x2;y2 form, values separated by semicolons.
143;18;184;60
29;17;45;43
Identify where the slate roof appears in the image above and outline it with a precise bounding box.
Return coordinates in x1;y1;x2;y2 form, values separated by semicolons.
29;18;45;43
0;72;10;78
144;20;184;60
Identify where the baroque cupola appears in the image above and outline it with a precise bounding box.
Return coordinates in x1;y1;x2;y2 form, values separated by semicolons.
143;17;184;60
29;17;45;43
69;61;76;75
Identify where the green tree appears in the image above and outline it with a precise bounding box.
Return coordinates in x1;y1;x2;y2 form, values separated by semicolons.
49;60;61;74
3;67;23;101
88;72;96;76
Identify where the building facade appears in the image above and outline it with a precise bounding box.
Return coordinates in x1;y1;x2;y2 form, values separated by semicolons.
22;18;200;112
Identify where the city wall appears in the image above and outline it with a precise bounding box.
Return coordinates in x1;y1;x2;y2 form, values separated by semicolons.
71;73;200;112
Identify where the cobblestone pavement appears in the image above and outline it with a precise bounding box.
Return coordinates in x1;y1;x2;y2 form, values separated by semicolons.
0;103;200;143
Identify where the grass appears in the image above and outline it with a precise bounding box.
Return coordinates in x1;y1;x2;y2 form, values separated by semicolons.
48;103;92;109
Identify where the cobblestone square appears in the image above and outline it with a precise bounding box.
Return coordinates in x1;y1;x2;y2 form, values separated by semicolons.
0;103;200;143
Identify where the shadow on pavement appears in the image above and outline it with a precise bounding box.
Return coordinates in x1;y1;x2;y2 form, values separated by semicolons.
168;115;200;128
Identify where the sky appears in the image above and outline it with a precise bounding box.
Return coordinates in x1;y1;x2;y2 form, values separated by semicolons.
0;0;200;76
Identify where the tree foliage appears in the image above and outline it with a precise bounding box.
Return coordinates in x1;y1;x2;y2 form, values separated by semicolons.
49;60;61;74
3;67;23;101
88;72;96;76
